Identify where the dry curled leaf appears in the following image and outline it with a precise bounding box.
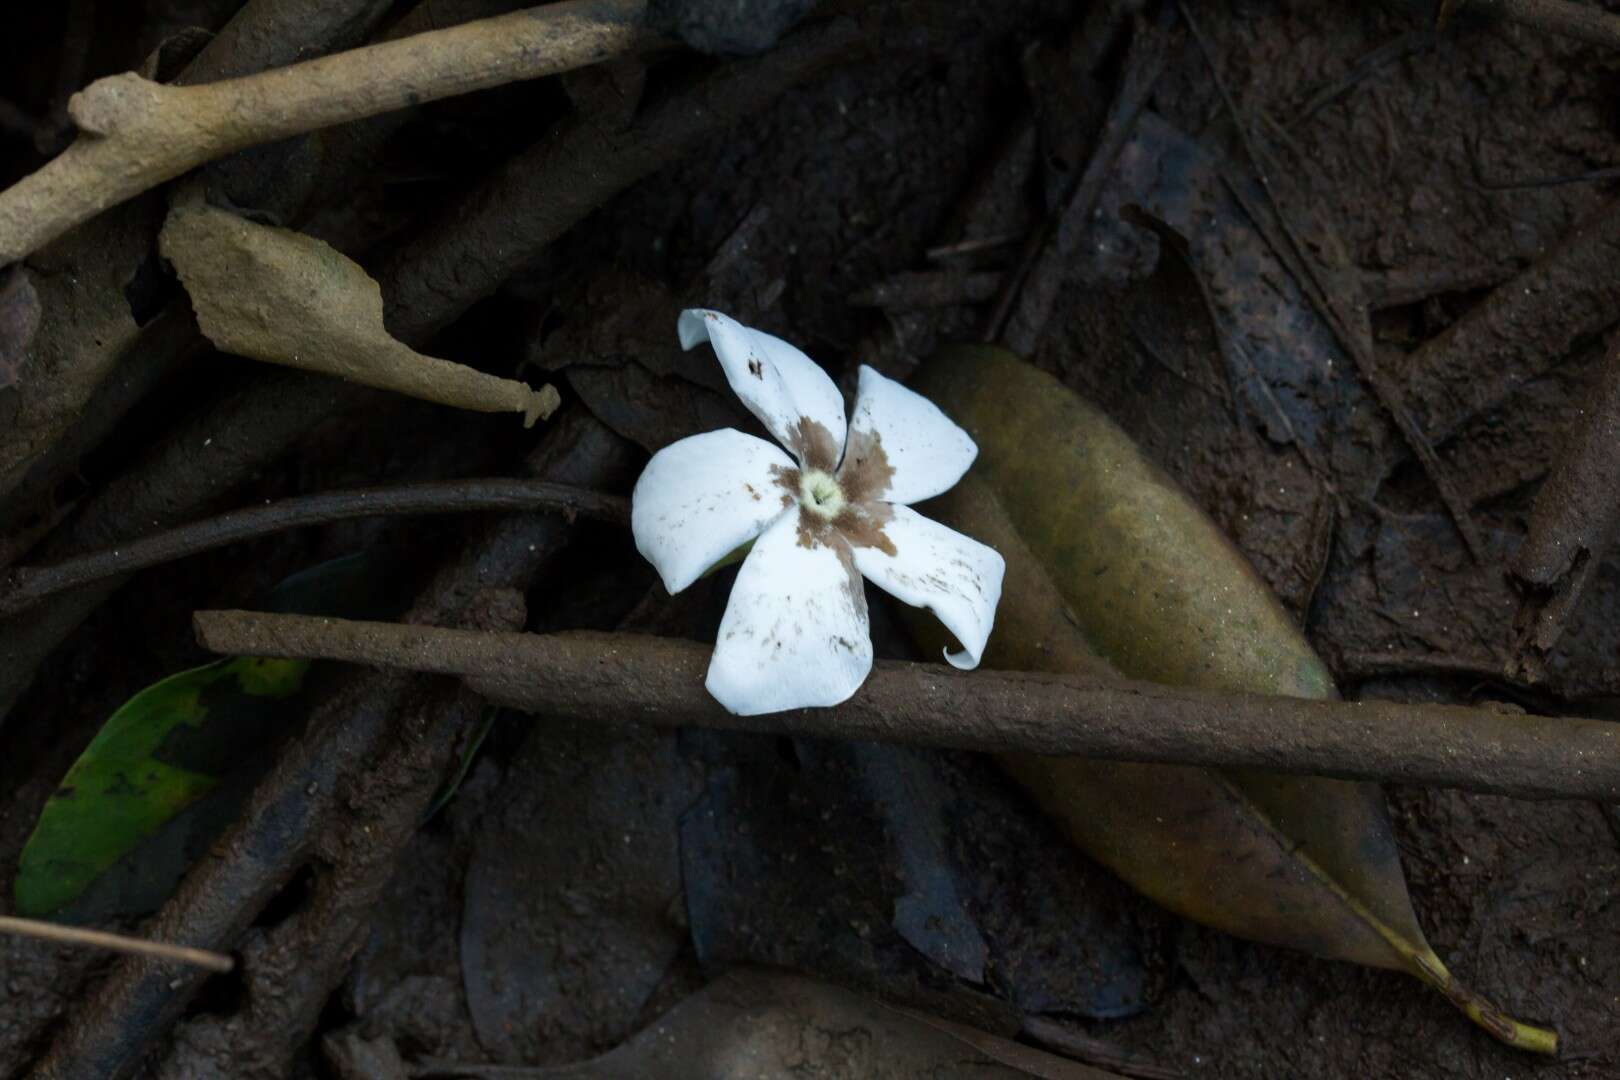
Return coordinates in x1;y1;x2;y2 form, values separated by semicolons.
160;204;557;425
438;969;1121;1079
905;344;1556;1054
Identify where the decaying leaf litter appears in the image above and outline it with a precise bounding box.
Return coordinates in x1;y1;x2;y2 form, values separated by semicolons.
1;0;1619;1077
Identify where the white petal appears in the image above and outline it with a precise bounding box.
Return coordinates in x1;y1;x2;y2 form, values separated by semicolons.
851;505;1004;670
706;511;872;716
678;309;847;471
632;429;798;595
841;365;977;505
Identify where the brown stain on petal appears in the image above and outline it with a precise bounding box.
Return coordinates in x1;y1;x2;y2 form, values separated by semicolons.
769;463;801;511
780;494;870;616
795;503;836;551
831;430;898;557
829;533;869;617
774;429;898;560
835;500;896;558
788;416;840;473
748;357;764;378
838;426;896;505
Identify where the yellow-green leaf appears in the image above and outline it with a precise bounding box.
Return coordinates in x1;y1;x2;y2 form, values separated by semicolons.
14;656;307;917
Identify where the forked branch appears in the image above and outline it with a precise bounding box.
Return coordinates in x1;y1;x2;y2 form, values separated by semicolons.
0;0;653;263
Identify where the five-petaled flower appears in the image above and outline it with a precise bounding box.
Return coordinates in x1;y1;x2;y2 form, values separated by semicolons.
632;309;1006;716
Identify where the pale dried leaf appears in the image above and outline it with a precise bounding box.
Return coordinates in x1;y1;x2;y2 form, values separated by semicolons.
161;204;557;426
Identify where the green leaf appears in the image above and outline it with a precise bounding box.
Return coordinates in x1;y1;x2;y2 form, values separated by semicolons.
14;656;307;917
906;345;1555;1054
15;551;402;919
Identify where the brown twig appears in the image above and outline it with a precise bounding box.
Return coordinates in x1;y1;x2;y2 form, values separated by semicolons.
1020;1015;1185;1080
1442;0;1620;49
1358;262;1514;309
192;613;1620;802
0;915;233;973
990;11;1170;351
0;479;628;616
924;233;1023;261
1398;192;1620;452
370;13;863;341
0;372;357;722
1288;28;1436;129
1507;339;1620;679
849;270;1002;310
1336;648;1519;685
0;0;654;264
1334;649;1620;714
1180;2;1488;562
1471;162;1620;191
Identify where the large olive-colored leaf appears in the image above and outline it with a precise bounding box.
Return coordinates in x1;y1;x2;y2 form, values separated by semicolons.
906;345;1555;1053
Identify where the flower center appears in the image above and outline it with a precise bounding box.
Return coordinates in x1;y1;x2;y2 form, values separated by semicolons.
798;468;846;520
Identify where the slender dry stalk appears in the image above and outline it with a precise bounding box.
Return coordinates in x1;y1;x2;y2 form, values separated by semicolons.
0;915;233;973
0;479;628;615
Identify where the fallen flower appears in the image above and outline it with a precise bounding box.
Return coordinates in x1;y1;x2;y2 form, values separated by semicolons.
632;310;1005;715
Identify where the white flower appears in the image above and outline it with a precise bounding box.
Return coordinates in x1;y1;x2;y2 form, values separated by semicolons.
631;309;1006;716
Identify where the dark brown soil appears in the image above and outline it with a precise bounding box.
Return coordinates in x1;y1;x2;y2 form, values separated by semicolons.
3;2;1620;1077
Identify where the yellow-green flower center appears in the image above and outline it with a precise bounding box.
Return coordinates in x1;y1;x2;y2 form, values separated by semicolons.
799;468;846;520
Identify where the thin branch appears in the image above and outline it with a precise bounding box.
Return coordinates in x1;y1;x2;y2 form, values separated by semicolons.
990;11;1169;350
0;915;233;973
1393;199;1620;518
193;612;1620;803
1335;648;1620;705
1288;28;1436;129
924;232;1023;261
1020;1016;1185;1080
1180;1;1488;563
0;0;655;264
1472;163;1620;191
1336;648;1517;684
849;270;1002;310
0;479;628;616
